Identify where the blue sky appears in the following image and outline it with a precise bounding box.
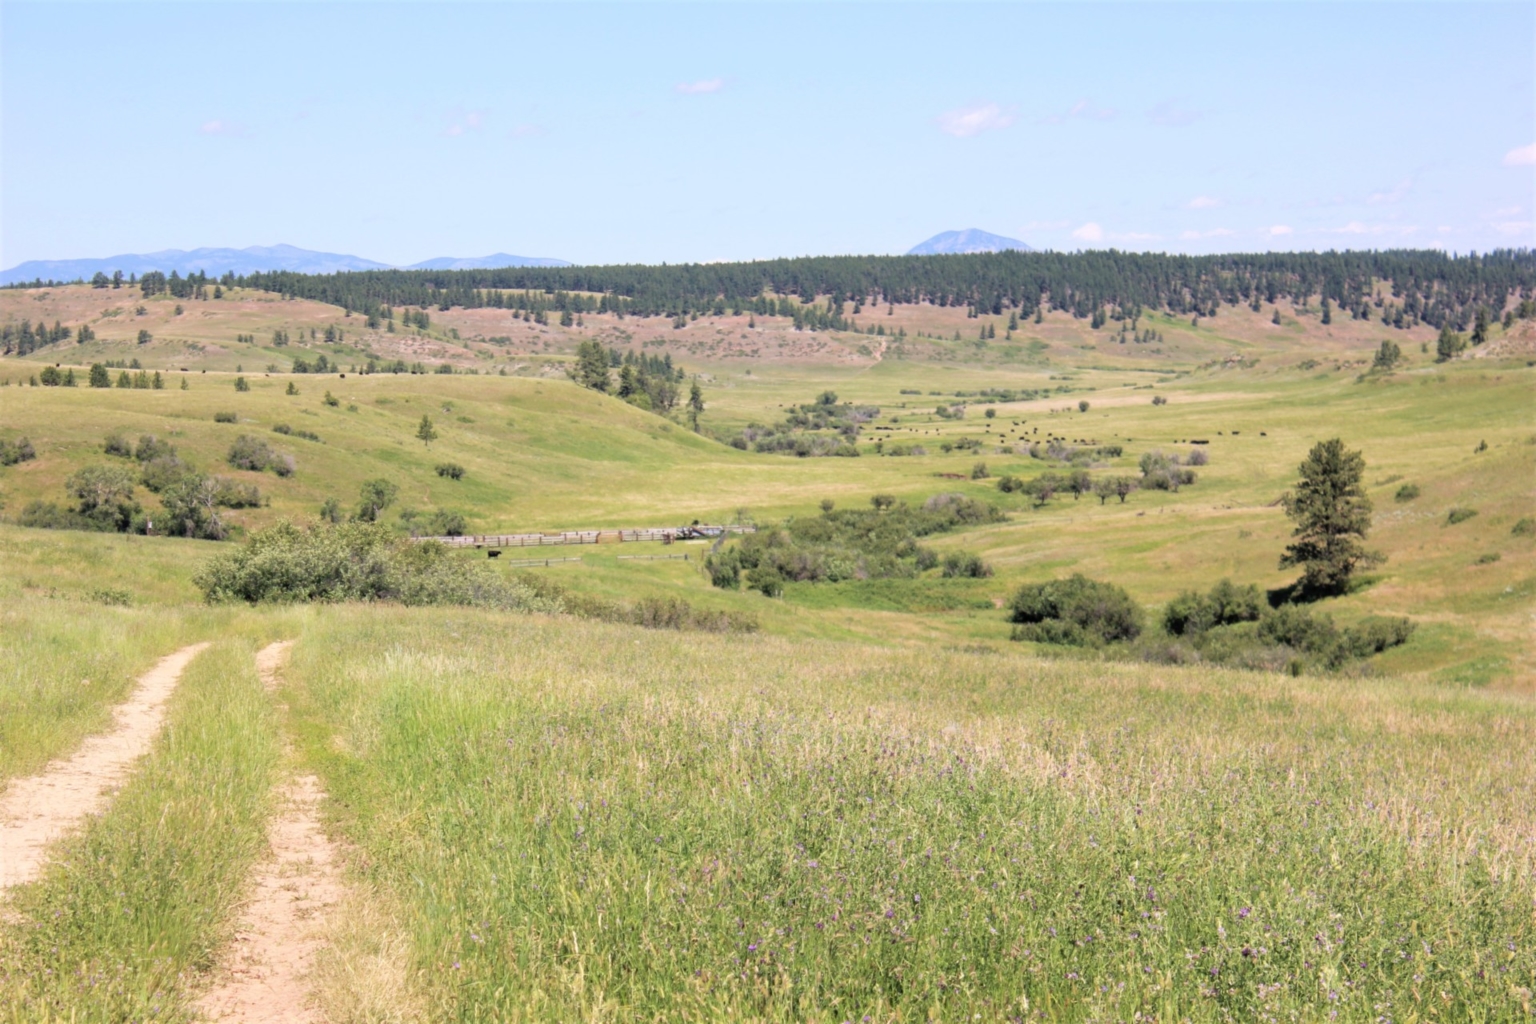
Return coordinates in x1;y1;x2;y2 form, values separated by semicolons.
3;2;1532;267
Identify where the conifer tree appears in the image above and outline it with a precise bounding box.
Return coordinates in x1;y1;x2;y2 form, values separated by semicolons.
1279;438;1383;595
1435;324;1466;362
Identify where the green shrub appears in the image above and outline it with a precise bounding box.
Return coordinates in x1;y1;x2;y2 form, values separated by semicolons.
213;411;237;423
1446;508;1477;525
212;477;262;508
68;464;143;532
745;564;784;598
629;596;758;633
705;548;741;589
709;494;1004;589
398;508;468;537
226;435;294;476
133;434;174;463
157;475;230;539
1343;615;1416;655
1513;517;1535;537
435;462;466;480
140;455;194;493
18;501;88;530
940;551;993;578
1475;552;1501;565
1163;579;1264;636
1254;606;1415;669
0;436;36;466
103;431;134;458
1139;450;1197;491
1007;575;1143;645
272;423;322;442
1394;483;1421;502
355;479;399;522
194;521;559;610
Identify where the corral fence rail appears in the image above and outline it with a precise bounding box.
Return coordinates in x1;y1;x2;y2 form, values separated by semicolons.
416;524;754;549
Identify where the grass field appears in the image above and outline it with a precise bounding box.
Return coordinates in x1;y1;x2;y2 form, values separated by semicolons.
5;603;1532;1020
1;326;1530;681
1;279;1533;1020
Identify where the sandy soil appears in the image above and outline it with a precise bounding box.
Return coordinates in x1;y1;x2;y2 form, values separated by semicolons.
0;641;210;892
197;641;349;1024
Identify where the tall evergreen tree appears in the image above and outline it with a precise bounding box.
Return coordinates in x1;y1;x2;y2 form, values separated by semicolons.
1279;438;1383;595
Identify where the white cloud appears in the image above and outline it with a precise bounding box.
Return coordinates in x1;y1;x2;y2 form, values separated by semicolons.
197;119;246;137
1042;99;1116;125
1366;178;1412;205
1492;219;1535;236
1266;225;1293;236
1179;227;1235;240
1324;221;1420;237
676;78;725;95
1069;99;1115;120
1071;222;1104;243
936;102;1016;138
1186;196;1222;210
1503;143;1536;167
443;110;486;137
1148;99;1200;127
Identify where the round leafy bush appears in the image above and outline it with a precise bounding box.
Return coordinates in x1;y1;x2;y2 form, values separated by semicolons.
1007;574;1143;645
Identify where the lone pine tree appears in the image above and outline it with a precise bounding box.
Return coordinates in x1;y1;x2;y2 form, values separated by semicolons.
1279;438;1383;595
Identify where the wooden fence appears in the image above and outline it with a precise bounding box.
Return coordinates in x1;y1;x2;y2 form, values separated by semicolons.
415;524;753;549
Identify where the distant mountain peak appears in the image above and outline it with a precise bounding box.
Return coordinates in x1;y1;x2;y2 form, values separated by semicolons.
406;253;571;271
0;245;570;285
908;229;1033;256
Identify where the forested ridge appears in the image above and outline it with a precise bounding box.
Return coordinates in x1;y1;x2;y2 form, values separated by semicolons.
10;249;1535;334
235;249;1535;331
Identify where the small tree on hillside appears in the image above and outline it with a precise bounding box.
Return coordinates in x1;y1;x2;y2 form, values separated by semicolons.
1279;438;1383;596
571;340;611;392
1371;339;1401;371
1435;324;1467;363
688;380;705;431
356;479;399;522
416;414;438;447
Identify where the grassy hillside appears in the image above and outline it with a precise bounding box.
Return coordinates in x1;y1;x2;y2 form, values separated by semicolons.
2;279;1533;687
2;273;1533;1020
1;356;1530;683
3;280;1485;377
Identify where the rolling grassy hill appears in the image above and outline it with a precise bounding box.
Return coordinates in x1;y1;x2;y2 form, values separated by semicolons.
2;271;1534;1021
1;329;1530;684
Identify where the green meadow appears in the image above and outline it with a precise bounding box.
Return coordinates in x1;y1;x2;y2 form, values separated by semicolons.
0;279;1533;1020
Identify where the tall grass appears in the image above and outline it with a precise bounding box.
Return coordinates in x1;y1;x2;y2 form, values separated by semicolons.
288;607;1536;1022
0;597;211;782
0;640;284;1023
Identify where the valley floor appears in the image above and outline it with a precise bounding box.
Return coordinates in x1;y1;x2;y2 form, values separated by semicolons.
0;598;1533;1022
